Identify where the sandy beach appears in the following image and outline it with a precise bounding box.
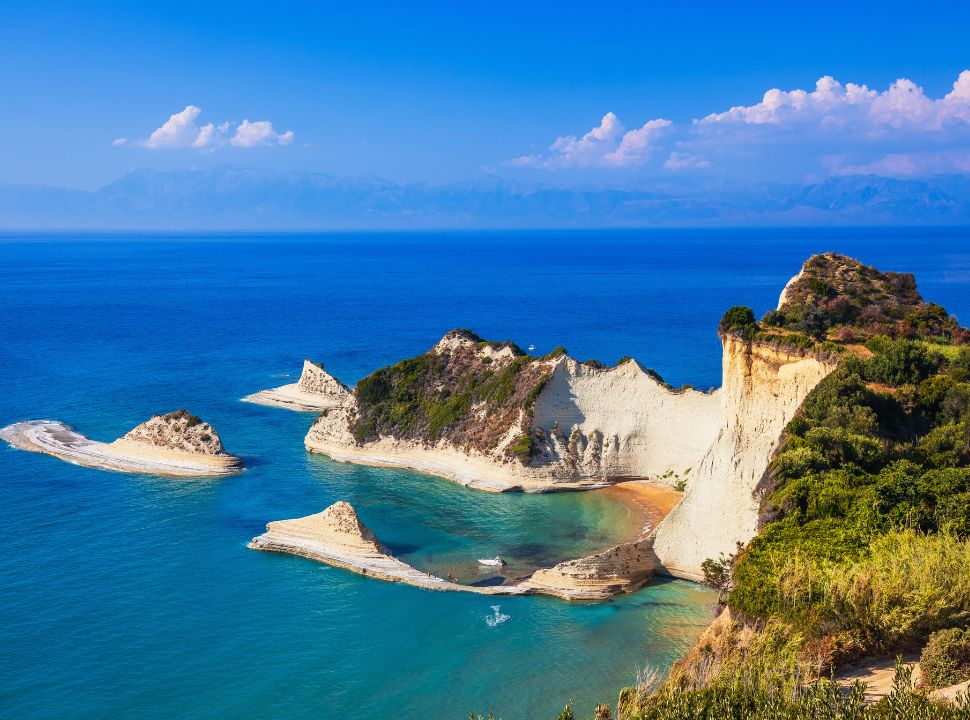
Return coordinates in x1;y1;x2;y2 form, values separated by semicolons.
598;480;684;541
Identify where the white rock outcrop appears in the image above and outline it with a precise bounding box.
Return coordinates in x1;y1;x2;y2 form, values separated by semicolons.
250;500;657;600
650;337;837;579
531;358;720;481
243;360;350;412
1;411;242;477
305;341;721;492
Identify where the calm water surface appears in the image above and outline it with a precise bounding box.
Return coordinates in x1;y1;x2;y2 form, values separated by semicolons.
1;228;969;719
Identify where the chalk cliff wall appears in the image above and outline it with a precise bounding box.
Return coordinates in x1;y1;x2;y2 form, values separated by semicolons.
651;336;837;579
531;358;720;481
304;335;722;492
297;360;351;403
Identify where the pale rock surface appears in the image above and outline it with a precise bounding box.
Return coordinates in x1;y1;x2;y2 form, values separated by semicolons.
525;537;656;598
1;411;241;476
305;348;720;493
651;337;837;579
776;268;804;310
531;358;719;482
118;409;227;456
249;500;661;600
242;360;350;412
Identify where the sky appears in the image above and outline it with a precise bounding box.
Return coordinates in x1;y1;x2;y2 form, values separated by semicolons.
2;0;970;190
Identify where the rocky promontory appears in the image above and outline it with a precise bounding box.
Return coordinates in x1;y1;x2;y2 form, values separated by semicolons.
249;499;664;600
1;410;241;476
243;360;351;412
304;330;721;493
262;253;958;581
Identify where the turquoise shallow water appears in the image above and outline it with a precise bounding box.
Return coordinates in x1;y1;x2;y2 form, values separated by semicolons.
2;229;969;719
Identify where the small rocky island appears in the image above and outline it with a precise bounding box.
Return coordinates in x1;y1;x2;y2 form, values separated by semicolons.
249;498;659;600
1;409;242;476
243;359;350;412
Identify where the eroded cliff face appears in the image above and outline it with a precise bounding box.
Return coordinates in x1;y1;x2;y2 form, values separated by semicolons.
651;336;837;579
120;409;230;456
298;360;351;403
305;333;722;491
531;358;720;481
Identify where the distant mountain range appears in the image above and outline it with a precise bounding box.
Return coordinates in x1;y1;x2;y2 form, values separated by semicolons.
2;166;970;229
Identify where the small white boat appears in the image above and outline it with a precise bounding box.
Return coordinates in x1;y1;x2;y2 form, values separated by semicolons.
478;556;507;567
528;345;536;351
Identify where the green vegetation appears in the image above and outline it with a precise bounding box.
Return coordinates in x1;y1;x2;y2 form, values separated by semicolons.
508;433;533;462
763;253;968;345
729;336;970;636
718;306;758;338
161;409;203;427
921;628;970;690
587;255;970;719
348;330;552;462
617;662;969;719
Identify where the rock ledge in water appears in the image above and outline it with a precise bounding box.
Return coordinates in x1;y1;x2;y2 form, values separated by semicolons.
1;411;242;477
242;360;351;412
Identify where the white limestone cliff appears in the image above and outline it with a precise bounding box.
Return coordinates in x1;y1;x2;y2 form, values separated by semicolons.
650;336;837;579
304;339;720;493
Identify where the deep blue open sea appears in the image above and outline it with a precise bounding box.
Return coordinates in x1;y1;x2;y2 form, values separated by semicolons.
2;228;970;720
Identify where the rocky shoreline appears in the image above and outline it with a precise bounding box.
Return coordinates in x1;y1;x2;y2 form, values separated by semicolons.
250;483;677;601
1;412;242;477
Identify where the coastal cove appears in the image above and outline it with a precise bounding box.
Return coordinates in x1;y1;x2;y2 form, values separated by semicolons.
2;229;970;719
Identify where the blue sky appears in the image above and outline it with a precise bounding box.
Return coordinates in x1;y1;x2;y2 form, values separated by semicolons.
2;0;970;190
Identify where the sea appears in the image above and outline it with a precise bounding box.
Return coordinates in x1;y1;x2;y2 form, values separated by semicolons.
2;228;969;720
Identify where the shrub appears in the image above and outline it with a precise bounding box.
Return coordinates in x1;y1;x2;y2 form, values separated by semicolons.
508;433;533;463
953;348;970;382
866;338;942;386
921;627;970;689
617;661;968;720
719;306;757;337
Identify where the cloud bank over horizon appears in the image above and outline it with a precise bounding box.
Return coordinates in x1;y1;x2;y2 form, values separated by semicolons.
113;106;294;151
512;71;970;181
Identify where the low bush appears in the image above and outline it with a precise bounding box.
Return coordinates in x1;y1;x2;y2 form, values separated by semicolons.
719;306;758;337
921;627;970;690
508;433;533;463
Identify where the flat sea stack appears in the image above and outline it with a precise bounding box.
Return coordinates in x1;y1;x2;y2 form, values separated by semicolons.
243;360;351;412
1;410;242;476
249;499;666;601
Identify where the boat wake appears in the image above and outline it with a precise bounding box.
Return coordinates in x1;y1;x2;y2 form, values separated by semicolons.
485;605;510;627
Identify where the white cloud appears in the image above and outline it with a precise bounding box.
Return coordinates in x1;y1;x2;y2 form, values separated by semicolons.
136;106;293;150
143;105;205;148
663;152;711;170
699;71;970;132
230;119;294;147
510;70;970;180
112;137;127;146
512;112;671;168
603;119;672;166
